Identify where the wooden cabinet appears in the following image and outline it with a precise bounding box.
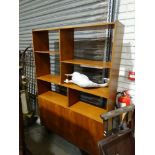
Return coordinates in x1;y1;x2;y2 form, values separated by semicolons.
32;21;124;155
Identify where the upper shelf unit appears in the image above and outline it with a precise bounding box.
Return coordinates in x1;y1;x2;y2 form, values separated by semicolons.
33;21;124;111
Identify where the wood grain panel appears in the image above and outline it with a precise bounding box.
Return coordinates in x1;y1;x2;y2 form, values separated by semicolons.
37;74;61;85
38;91;68;107
59;29;74;83
70;101;106;123
32;31;49;51
38;91;106;121
67;88;80;106
59;29;74;61
38;95;105;155
37;80;51;95
108;21;124;111
34;53;50;77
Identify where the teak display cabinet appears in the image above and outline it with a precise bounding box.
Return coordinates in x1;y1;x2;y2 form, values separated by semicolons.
32;21;124;155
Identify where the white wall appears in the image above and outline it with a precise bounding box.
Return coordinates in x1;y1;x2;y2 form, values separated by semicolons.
115;0;135;101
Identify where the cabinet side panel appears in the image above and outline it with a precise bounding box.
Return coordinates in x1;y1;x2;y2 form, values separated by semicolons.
108;22;124;111
59;29;74;61
32;31;49;51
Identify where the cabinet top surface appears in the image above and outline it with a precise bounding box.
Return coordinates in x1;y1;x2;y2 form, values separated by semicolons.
32;22;116;32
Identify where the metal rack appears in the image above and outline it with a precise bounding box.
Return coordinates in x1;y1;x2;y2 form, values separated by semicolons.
19;46;37;114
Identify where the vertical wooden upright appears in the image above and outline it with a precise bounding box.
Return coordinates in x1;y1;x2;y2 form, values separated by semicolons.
32;31;51;94
67;88;80;106
107;21;124;111
59;29;74;83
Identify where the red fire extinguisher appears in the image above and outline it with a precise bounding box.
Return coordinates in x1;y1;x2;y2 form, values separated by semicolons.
116;90;131;108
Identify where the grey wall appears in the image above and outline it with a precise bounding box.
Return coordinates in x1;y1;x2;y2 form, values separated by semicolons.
19;0;111;50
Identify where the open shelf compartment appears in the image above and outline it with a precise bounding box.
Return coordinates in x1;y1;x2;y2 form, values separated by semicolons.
38;91;68;108
37;74;61;85
37;74;109;98
64;82;109;98
70;101;106;123
38;91;106;123
67;87;107;123
67;88;108;109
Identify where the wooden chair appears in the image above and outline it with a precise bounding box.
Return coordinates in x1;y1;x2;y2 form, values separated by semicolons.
98;104;135;155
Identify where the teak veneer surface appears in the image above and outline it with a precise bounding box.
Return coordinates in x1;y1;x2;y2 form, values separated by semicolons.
38;93;105;155
70;101;106;123
39;91;68;107
34;53;50;77
68;88;80;107
61;59;111;69
33;22;115;32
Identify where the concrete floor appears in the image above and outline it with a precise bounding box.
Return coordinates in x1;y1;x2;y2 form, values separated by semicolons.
24;123;84;155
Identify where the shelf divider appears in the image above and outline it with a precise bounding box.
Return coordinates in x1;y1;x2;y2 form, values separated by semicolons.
59;29;74;61
67;88;80;107
59;29;74;83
